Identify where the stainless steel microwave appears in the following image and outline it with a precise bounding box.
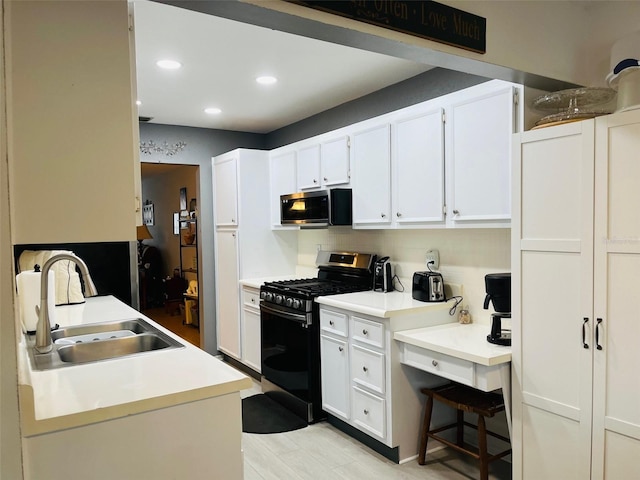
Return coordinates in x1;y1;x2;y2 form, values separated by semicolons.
280;189;352;226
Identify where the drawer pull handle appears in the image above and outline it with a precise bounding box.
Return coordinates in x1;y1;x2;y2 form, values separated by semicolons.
363;409;369;415
338;346;343;352
251;298;255;303
362;366;368;372
432;360;438;367
362;329;368;335
329;320;334;326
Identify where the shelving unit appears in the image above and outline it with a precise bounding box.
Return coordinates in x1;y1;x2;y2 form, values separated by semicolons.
179;216;198;327
179;217;198;279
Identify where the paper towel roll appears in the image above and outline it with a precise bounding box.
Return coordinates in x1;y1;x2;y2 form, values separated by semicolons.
16;269;56;334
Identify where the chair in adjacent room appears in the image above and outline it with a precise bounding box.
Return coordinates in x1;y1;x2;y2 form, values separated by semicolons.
418;383;511;480
164;274;186;316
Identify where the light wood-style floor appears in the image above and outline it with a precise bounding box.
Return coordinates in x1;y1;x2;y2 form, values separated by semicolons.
240;379;512;480
142;306;200;347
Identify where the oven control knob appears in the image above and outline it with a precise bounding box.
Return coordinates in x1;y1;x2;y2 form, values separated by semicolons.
285;297;293;307
275;295;283;305
293;299;301;310
264;292;273;302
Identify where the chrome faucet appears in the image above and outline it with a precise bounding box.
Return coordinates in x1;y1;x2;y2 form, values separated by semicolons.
34;253;98;353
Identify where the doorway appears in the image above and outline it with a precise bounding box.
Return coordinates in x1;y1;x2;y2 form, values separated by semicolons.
139;162;201;347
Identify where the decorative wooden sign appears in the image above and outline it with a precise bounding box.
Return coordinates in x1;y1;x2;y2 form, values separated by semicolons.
289;0;486;54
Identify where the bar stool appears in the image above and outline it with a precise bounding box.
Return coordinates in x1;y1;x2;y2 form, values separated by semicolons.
418;383;511;480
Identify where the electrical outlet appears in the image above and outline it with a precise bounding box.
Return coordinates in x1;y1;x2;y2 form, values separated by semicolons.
425;249;440;270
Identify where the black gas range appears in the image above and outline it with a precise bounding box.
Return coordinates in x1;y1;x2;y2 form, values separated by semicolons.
259;251;375;423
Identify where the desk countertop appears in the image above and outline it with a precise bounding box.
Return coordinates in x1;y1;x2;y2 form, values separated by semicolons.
394;323;512;366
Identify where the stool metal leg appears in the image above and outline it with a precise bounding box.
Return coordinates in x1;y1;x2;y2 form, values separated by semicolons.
418;394;434;465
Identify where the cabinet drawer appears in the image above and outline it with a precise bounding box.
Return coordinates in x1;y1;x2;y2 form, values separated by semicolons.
352;386;386;441
351;316;384;349
402;343;475;387
320;309;348;337
242;288;260;309
351;344;385;395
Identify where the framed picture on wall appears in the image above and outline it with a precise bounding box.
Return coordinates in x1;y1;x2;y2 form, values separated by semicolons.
143;203;154;226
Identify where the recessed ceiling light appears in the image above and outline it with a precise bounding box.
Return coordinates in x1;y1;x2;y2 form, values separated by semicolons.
204;107;222;115
256;76;277;85
136;100;142;106
156;59;182;70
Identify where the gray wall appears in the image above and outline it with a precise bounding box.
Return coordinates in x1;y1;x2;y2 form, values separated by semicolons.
266;68;488;148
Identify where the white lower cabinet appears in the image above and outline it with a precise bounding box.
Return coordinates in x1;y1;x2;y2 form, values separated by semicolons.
512;110;640;479
320;334;350;420
241;286;261;372
319;303;455;462
320;307;389;444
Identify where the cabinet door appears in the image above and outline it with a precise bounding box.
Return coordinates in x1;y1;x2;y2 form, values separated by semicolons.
392;109;445;224
320;334;350;420
214;156;238;226
241;306;261;373
321;136;350;187
296;144;321;190
448;86;514;223
269;151;297;227
512;121;594;479
592;112;640;479
215;229;240;359
352;124;391;226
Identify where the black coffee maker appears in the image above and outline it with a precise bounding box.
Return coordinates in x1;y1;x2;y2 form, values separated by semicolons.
483;273;511;346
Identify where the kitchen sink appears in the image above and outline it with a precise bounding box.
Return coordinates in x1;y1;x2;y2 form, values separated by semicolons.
29;318;184;370
57;333;178;364
51;318;153;341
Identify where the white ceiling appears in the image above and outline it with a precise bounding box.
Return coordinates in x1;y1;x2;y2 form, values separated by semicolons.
133;0;433;134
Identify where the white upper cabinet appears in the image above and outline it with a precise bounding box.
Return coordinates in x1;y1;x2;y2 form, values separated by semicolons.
320;136;350;187
296;144;321;190
392;109;445;226
297;136;350;190
269;150;297;228
269;80;522;231
214;155;238;227
352;124;392;226
446;85;516;225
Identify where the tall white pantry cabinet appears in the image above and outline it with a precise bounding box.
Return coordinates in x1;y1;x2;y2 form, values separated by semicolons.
512;110;640;479
213;149;296;366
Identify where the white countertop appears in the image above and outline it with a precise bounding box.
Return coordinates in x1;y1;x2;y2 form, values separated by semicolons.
239;275;295;289
17;296;251;436
394;323;512;366
316;290;458;318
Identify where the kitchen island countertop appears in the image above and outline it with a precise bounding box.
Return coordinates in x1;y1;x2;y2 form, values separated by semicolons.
17;295;251;436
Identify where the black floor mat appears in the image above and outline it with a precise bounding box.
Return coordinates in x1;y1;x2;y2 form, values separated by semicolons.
242;394;307;434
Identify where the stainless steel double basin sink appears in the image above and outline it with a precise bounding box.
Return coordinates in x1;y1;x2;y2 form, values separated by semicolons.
29;318;184;370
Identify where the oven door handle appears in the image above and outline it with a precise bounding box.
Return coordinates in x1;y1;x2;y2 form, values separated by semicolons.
260;303;311;326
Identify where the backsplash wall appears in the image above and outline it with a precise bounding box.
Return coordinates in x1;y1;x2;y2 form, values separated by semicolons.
298;228;511;325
